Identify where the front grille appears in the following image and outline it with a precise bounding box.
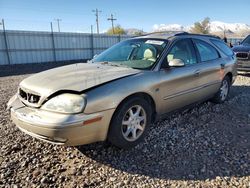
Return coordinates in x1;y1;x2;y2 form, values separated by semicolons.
236;52;249;59
19;88;40;104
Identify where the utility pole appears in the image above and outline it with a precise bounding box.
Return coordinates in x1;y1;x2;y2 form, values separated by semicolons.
0;19;4;30
91;25;93;34
50;22;56;62
92;8;101;34
90;25;94;57
0;19;11;64
107;14;117;34
54;18;62;32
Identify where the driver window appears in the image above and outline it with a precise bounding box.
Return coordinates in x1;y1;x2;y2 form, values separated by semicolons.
167;39;197;65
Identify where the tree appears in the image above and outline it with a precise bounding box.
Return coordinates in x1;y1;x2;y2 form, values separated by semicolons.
190;17;210;34
106;25;126;35
134;30;144;36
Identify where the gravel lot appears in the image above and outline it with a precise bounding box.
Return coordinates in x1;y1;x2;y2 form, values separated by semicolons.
0;70;249;188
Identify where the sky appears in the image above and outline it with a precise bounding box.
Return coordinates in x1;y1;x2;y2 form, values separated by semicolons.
0;0;250;33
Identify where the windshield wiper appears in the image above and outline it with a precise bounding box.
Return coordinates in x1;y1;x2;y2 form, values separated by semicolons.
100;61;120;67
95;61;133;69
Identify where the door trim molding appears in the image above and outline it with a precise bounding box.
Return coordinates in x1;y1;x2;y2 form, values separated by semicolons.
163;81;221;100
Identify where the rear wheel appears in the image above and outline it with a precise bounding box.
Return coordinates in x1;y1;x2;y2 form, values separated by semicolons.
108;97;152;149
211;76;231;103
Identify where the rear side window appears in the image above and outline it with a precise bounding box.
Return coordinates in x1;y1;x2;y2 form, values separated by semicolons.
193;39;220;62
210;39;234;56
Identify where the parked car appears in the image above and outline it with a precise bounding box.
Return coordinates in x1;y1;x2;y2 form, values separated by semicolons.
7;32;237;149
232;35;250;72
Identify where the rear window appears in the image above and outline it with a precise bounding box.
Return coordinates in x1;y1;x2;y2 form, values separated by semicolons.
211;39;234;56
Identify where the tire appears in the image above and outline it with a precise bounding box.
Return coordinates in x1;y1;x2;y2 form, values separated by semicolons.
108;97;152;149
211;76;231;104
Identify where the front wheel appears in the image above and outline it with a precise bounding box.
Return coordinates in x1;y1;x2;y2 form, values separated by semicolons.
211;76;231;103
108;97;152;149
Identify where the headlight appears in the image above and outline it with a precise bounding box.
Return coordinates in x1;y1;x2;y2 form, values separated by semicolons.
41;93;86;114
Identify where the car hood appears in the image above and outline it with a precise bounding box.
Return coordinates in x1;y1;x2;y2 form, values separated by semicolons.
20;63;141;98
232;44;250;52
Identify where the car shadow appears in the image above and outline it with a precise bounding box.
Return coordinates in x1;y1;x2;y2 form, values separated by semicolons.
77;85;250;181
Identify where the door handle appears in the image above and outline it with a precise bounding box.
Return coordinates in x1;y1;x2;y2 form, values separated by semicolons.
194;70;200;77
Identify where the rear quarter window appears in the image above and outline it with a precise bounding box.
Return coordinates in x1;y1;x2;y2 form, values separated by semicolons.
210;39;234;56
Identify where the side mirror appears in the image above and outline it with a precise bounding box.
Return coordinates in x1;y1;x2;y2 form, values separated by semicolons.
169;59;185;67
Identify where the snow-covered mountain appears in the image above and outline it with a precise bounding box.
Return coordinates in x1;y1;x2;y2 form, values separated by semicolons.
125;28;144;35
209;21;250;33
153;21;250;34
153;24;185;32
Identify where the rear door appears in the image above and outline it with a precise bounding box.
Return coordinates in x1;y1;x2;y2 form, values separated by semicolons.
191;38;223;99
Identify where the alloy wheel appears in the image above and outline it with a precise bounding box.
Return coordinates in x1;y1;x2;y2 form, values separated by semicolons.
220;79;229;101
121;105;146;142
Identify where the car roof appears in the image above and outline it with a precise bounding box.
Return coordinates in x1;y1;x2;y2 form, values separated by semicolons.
136;31;221;41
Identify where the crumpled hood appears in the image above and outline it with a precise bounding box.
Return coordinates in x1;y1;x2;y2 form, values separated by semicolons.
232;44;250;52
20;63;140;98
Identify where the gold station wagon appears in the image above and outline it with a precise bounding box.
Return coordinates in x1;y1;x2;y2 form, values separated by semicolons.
8;32;237;149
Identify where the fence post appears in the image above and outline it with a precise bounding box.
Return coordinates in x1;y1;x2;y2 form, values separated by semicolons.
91;31;94;58
118;34;121;42
50;22;56;62
2;19;11;65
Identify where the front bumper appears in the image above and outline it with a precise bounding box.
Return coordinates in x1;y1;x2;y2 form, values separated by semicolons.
8;95;115;146
237;60;250;72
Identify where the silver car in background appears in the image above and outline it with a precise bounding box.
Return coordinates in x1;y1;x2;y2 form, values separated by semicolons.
8;32;237;149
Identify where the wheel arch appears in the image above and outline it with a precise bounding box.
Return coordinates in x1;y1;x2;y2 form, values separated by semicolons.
111;92;157;125
225;72;233;83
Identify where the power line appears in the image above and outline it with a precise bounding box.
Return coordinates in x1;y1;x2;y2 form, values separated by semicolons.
54;18;62;32
92;8;101;34
107;14;117;34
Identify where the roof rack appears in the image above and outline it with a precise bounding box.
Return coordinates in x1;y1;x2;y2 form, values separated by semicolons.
136;31;221;40
142;31;187;36
175;32;221;39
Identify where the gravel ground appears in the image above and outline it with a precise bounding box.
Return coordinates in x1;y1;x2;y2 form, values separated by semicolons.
0;72;249;188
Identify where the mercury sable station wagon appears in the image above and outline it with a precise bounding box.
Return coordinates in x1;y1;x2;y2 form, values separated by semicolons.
7;32;237;149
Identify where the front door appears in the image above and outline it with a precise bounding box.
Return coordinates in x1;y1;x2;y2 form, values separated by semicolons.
158;38;203;114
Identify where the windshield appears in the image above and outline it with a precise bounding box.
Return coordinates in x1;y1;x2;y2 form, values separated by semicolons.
93;38;167;69
242;35;250;46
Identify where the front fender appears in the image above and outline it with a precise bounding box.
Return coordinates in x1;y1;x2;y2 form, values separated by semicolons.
83;72;160;114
